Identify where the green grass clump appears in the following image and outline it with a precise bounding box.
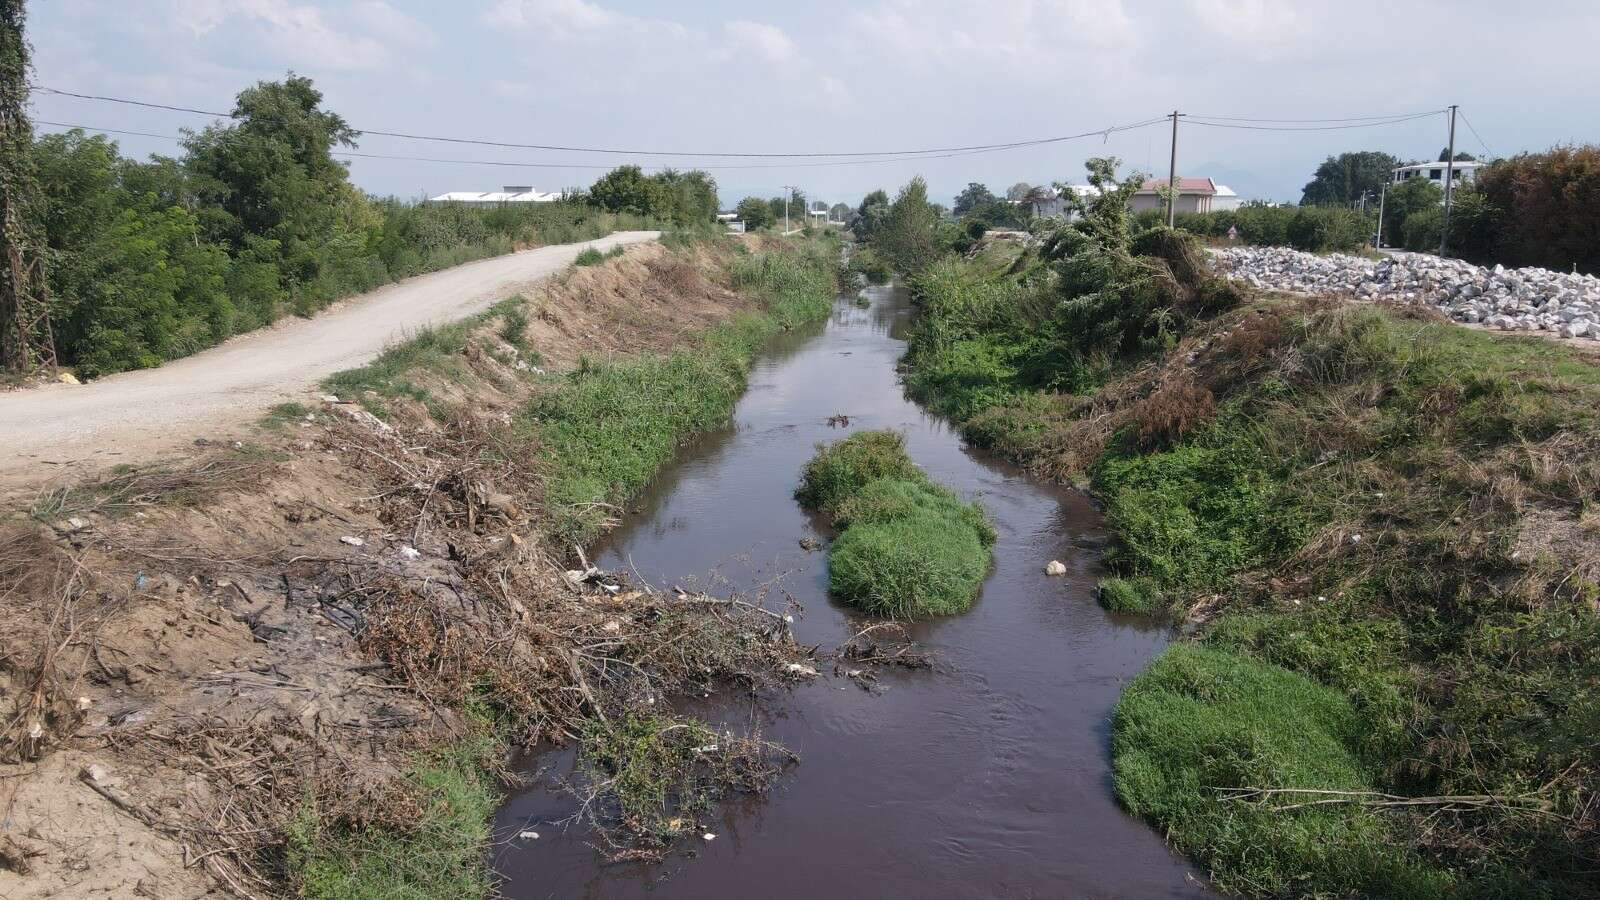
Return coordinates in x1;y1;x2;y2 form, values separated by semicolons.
798;430;994;618
1095;576;1160;614
1113;644;1454;897
834;476;996;546
794;431;923;514
1093;439;1306;593
530;239;836;541
574;245;626;266
829;513;990;618
287;732;499;900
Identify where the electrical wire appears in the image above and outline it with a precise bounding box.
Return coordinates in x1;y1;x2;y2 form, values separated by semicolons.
1457;108;1494;159
32;118;1171;172
1181;110;1442;124
1185;111;1445;132
34;85;1168;159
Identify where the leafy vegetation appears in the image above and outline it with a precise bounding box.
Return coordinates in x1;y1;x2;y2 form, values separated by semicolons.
1148;202;1375;253
22;73;716;377
527;237;837;541
574;245;625;266
1300;150;1401;206
287;729;500;900
797;430;994;618
892;156;1600;895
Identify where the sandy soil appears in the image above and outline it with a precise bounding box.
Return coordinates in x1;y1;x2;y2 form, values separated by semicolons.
0;232;658;488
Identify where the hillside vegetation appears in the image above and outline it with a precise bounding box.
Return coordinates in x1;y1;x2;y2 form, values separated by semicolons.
888;160;1600;897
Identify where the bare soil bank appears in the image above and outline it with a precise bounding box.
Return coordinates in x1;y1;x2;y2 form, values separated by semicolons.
0;238;797;898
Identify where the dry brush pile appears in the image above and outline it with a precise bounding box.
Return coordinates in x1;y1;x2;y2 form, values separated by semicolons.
0;237;829;896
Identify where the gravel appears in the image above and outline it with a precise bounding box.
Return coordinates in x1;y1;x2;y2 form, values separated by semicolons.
1210;246;1600;340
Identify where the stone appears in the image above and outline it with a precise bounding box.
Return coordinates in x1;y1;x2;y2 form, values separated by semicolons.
1044;560;1068;576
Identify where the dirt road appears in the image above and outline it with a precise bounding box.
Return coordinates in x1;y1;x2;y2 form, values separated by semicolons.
0;231;658;485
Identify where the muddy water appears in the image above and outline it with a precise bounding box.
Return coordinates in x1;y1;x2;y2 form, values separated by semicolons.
493;283;1207;899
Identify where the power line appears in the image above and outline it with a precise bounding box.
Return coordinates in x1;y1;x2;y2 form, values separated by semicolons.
34;85;1168;160
1185;111;1445;132
33;118;1172;172
1182;110;1443;124
1457;108;1494;159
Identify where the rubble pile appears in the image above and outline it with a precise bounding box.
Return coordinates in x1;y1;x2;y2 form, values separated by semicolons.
1211;246;1600;339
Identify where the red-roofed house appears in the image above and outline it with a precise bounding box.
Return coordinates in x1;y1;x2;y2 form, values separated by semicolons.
1130;177;1218;214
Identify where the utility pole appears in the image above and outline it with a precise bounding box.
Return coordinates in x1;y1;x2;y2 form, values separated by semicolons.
781;185;799;234
1166;110;1183;229
1439;104;1459;257
1375;183;1388;249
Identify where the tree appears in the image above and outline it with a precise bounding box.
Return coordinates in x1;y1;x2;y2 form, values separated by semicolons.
1438;149;1477;163
765;189;806;230
1300;151;1400;206
1;0;55;372
734;196;772;230
1382;176;1443;246
588;165;667;217
184;74;360;289
829;202;851;222
953;182;997;217
1006;182;1036;202
851;189;890;241
651;168;719;225
872;177;940;273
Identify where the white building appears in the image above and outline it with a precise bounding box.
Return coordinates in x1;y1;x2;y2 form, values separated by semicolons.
1023;184;1100;220
1391;161;1483;187
1211;184;1242;212
427;185;564;204
1130;177;1220;214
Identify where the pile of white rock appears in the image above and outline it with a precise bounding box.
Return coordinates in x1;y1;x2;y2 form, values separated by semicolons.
1210;246;1600;340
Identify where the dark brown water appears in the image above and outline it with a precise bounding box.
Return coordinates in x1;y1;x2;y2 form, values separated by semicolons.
493;283;1208;899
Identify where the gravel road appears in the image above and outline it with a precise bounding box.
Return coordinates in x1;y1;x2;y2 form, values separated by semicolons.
0;231;659;484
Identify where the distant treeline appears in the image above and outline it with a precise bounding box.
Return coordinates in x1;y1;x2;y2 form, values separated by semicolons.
27;75;720;377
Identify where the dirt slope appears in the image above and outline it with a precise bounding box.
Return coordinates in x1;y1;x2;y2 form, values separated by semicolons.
0;231;658;487
0;241;766;898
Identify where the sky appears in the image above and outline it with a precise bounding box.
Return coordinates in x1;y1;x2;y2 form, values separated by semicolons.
24;0;1600;208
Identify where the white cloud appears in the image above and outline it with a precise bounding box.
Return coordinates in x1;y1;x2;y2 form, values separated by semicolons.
481;0;618;35
164;0;437;70
723;21;800;67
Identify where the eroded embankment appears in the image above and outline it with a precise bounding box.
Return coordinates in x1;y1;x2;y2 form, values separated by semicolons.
897;224;1600;896
0;233;837;898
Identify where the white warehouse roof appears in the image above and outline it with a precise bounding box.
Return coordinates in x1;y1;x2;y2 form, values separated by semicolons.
428;187;563;203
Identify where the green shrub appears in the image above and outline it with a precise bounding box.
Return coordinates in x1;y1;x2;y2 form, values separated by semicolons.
794;431;922;515
1096;576;1160;614
828;513;990;618
574;247;606;266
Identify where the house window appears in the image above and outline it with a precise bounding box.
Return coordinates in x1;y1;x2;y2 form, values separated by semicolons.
1430;169;1442;180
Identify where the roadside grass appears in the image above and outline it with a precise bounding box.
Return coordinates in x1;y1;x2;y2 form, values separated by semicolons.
287;728;500;900
797;430;994;618
525;237;837;543
574;245;625;266
898;234;1600;893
